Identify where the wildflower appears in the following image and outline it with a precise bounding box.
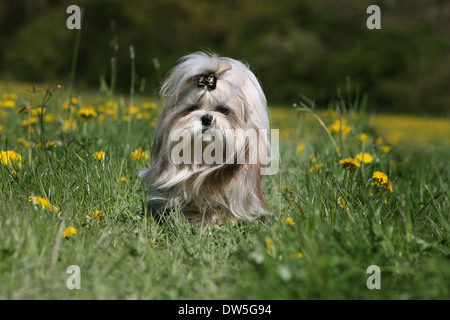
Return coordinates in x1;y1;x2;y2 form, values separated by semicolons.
382;145;390;153
87;210;106;226
136;112;152;120
281;217;295;226
62;119;77;132
131;148;149;161
10;170;20;180
45;141;57;148
126;106;140;116
61;98;79;110
375;137;383;145
78;107;97;119
329;119;351;135
337;197;348;209
356;152;373;164
372;171;393;192
119;176;127;182
97;114;105;124
3;100;16;108
17;138;30;148
265;238;273;251
1;150;23;168
92;151;105;161
0;125;3;134
29;195;58;213
98;101;118;117
142;102;157;110
44;113;58;123
310;163;324;173
291;252;304;260
21;117;39;126
150;120;158;128
282;184;294;191
2;93;17;100
358;133;370;143
296;143;305;153
62;226;77;239
339;157;360;169
28;107;45;116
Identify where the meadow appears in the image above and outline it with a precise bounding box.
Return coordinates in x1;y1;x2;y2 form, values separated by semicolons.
0;81;449;300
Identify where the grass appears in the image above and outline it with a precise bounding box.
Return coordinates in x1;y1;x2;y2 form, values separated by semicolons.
0;81;449;300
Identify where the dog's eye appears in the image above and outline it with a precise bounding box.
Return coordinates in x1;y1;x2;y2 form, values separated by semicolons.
216;106;230;115
187;105;199;112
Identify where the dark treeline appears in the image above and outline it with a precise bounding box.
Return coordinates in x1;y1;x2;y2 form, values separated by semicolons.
0;0;449;114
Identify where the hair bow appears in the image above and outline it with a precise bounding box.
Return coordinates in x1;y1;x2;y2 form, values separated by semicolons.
197;74;217;90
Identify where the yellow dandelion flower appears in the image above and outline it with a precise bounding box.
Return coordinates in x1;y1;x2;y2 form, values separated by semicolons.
142;102;157;110
17;138;30;148
339;157;360;169
150;120;158;128
29;195;58;213
375;137;383;145
358;133;370;143
92;151;105;161
97;114;106;124
372;171;393;192
356;152;373;164
296;143;306;153
281;217;295;226
265;238;273;251
1;150;23;168
44;113;58;123
21;117;39;126
329;119;351;135
0;125;3;134
2;93;17;100
62;119;77;132
119;176;127;182
78;107;97;119
28;107;45;116
282;184;294;191
10;170;20;180
126;106;140;116
131;148;149;161
87;210;106;226
337;197;347;209
45;141;57;148
61;98;79;110
310;163;324;173
3;99;16;108
136;112;152;120
291;252;303;260
382;145;390;153
62;226;77;239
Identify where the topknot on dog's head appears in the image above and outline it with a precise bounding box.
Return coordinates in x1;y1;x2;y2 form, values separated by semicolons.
160;52;235;99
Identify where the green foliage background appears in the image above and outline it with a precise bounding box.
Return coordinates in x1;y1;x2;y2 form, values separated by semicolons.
0;0;449;114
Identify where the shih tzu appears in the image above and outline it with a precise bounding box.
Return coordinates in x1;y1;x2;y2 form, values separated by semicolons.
140;52;275;226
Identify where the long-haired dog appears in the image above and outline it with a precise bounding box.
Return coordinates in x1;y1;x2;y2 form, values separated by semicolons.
140;52;272;226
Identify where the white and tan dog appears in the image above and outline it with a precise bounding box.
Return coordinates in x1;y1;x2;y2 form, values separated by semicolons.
140;52;272;225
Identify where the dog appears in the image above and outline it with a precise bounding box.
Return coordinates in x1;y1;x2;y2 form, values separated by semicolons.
140;52;272;226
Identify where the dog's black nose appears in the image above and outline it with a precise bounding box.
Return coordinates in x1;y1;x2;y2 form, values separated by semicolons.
201;114;213;127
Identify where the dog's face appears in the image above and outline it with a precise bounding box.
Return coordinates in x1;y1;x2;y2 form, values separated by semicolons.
140;52;271;224
159;78;252;166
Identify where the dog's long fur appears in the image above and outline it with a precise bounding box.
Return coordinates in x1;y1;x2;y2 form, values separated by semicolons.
140;52;270;225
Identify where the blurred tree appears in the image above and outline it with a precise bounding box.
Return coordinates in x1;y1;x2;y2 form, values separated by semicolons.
0;0;449;115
